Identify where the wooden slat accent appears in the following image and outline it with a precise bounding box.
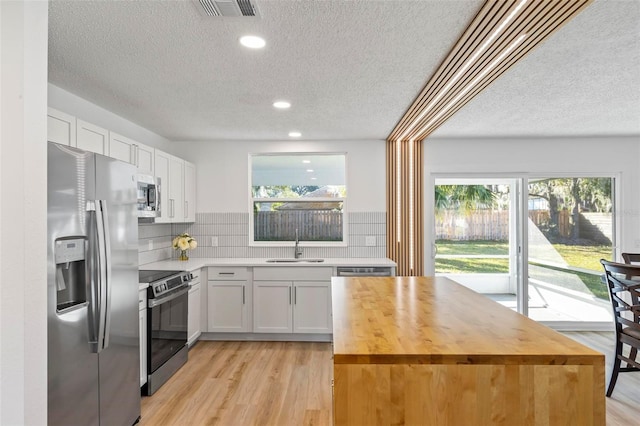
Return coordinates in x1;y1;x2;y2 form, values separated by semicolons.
386;139;423;276
331;276;606;425
386;0;592;276
388;0;593;141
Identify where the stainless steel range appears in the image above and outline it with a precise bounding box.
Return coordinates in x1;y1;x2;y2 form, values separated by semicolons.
139;269;193;395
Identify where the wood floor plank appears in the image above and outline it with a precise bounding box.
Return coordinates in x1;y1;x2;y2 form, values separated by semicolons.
140;333;637;425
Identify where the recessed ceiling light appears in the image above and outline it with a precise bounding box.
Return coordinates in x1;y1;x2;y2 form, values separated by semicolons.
306;169;314;173
302;160;311;164
289;131;302;138
239;35;265;49
311;177;317;180
273;101;291;109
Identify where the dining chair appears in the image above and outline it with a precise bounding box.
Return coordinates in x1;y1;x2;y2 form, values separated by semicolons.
600;259;640;396
621;252;640;264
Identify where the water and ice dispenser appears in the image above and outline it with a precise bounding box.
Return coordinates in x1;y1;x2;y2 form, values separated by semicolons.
54;237;87;312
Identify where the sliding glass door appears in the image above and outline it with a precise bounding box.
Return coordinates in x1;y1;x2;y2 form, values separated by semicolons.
526;177;614;326
434;178;522;308
431;175;615;329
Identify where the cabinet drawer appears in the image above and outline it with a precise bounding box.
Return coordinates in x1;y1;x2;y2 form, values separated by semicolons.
253;266;332;281
208;266;250;281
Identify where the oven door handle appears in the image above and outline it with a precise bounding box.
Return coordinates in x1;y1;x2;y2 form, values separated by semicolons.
148;286;190;308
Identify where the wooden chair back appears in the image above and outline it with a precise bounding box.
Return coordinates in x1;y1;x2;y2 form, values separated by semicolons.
621;252;640;265
600;259;640;396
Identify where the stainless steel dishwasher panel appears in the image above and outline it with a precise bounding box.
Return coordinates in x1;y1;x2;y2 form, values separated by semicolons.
335;266;395;277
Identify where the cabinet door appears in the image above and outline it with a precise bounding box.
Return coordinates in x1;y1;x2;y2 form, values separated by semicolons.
184;161;196;222
208;281;249;332
138;307;147;387
169;155;184;221
47;107;75;146
136;142;155;176
108;132;135;164
293;281;332;334
154;150;171;223
188;282;202;345
253;281;293;333
76;119;108;154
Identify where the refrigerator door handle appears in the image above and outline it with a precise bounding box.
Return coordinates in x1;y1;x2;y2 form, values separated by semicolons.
98;200;113;350
90;200;111;353
87;202;99;352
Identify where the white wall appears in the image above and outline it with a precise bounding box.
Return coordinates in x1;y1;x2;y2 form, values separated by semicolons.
423;136;640;271
0;1;48;423
48;84;174;152
175;140;386;213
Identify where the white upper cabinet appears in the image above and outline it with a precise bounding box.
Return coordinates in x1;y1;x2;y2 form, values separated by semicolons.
154;150;171;223
109;132;136;164
135;142;155;176
76;119;108;155
184;160;196;222
155;150;190;223
169;155;185;221
47;107;76;146
109;132;155;175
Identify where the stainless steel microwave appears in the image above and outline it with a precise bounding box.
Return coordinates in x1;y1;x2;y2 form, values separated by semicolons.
137;174;160;222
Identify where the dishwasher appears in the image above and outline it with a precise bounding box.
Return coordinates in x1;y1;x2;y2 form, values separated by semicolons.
335;266;395;277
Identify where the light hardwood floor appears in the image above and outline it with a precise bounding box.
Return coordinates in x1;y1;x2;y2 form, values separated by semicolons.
141;333;638;425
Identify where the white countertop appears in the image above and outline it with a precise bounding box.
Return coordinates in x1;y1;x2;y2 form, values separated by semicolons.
140;257;396;272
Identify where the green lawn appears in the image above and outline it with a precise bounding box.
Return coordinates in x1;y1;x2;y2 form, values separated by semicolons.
435;239;611;300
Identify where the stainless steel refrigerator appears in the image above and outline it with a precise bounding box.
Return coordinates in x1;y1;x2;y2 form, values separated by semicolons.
47;142;141;425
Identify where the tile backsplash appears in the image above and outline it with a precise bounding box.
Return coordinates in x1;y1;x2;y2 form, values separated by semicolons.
138;212;386;266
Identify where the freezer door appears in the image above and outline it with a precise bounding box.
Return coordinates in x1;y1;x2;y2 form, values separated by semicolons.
47;142;100;426
95;154;141;425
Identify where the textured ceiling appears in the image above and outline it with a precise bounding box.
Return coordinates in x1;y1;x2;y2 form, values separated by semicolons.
48;0;640;142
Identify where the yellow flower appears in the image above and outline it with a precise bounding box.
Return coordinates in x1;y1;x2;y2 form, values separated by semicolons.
178;238;190;251
173;233;197;252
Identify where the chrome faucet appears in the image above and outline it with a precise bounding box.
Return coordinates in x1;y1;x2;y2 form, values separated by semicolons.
294;228;303;259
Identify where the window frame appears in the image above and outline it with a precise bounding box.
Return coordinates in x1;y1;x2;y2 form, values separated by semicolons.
248;152;348;247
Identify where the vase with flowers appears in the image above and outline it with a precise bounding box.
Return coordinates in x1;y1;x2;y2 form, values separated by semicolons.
172;233;197;261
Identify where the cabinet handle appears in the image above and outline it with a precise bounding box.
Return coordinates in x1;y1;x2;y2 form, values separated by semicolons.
219;272;235;276
170;199;175;218
294;286;297;304
242;285;245;305
289;287;292;305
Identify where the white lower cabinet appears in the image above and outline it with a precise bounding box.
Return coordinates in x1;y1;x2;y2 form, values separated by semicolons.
138;289;147;387
292;281;332;333
253;267;332;334
188;281;202;346
253;281;293;333
207;267;251;332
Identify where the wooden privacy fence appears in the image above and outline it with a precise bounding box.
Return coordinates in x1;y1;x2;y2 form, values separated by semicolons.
436;210;509;240
436;209;610;241
254;210;342;241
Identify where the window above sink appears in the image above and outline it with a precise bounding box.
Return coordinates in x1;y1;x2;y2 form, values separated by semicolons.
249;153;347;246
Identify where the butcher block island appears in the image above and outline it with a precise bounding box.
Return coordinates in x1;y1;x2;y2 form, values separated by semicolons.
331;276;605;426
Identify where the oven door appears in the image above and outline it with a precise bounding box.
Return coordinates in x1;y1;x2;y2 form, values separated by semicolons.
147;286;189;374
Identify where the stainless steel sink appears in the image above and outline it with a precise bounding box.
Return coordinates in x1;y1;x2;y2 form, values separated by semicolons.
266;258;325;263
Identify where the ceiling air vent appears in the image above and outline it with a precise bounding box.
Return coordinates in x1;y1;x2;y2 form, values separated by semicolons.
194;0;260;17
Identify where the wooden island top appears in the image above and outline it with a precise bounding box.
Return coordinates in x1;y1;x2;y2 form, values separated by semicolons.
331;276;605;425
